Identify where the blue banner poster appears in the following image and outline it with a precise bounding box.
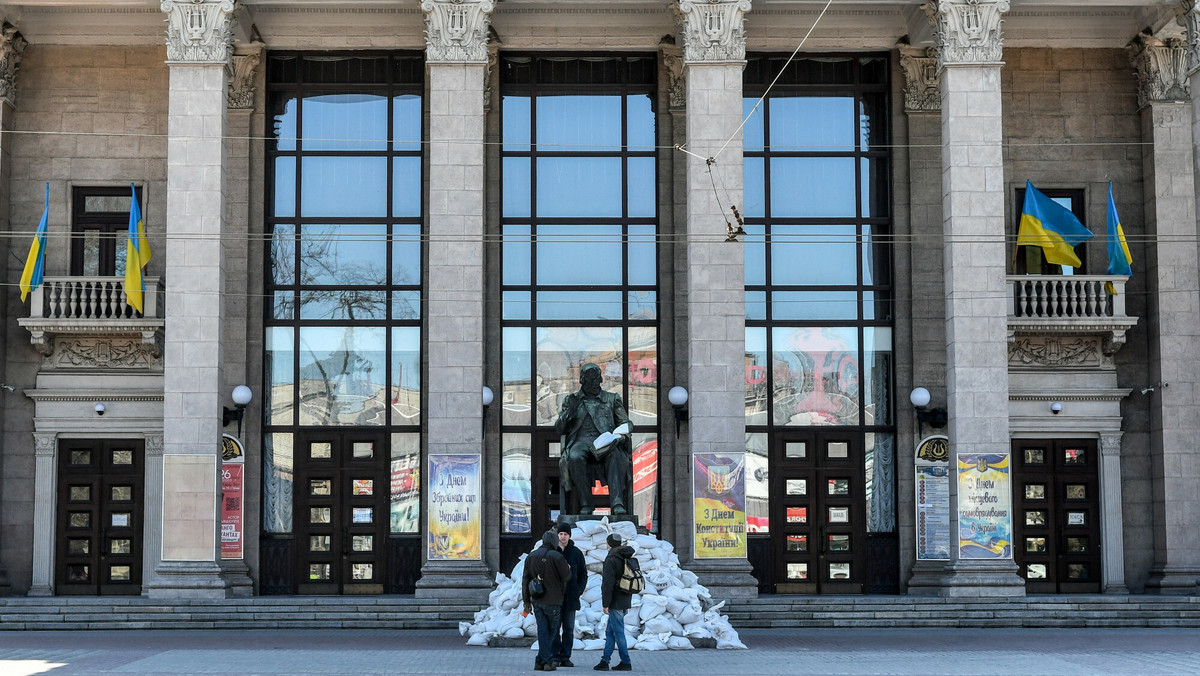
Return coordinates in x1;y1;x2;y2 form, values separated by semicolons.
428;454;481;560
957;453;1013;559
693;453;747;559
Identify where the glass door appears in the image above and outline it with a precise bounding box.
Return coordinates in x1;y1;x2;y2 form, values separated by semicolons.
56;440;144;595
772;432;864;594
1013;439;1101;593
295;432;389;594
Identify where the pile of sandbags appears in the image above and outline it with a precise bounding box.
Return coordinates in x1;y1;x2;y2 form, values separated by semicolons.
460;518;747;650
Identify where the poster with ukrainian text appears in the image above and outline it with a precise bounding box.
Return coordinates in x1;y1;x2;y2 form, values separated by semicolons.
693;453;747;559
957;453;1013;559
427;454;481;560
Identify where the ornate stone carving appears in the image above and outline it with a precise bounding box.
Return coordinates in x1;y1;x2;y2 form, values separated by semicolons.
33;433;57;458
923;0;1009;68
1129;34;1191;109
483;43;499;113
1179;1;1200;76
661;42;686;111
145;434;165;457
673;0;752;63
49;338;161;369
228;51;261;109
0;22;27;106
162;0;237;65
899;45;941;112
1099;431;1123;457
1008;337;1101;368
421;0;495;63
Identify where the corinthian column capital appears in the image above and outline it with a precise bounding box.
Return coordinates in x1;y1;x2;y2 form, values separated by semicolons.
162;0;237;66
899;45;941;112
1129;33;1190;109
1178;1;1200;75
0;22;28;107
421;0;495;63
672;0;752;64
923;0;1009;69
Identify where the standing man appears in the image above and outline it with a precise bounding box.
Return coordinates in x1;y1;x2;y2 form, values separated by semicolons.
552;523;588;667
555;363;633;515
523;530;571;671
594;533;635;672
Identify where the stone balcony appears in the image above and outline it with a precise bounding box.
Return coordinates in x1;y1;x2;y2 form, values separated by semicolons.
1007;275;1139;357
18;276;164;359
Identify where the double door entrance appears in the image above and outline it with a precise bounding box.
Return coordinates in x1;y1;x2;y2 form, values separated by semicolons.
56;439;144;595
1012;439;1102;593
769;432;865;594
294;432;389;594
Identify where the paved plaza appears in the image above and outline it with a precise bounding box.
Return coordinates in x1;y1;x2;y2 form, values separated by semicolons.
1;627;1199;675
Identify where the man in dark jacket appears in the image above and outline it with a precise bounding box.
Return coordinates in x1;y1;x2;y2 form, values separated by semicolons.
594;533;635;671
523;529;572;671
551;523;588;667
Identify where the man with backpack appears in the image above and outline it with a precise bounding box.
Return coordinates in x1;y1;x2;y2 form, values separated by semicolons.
523;530;572;671
595;533;637;671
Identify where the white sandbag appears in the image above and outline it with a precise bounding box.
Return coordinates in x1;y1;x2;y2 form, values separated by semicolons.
503;626;525;639
717;637;748;650
667;636;694;650
623;611;640;630
633;636;669;651
677;606;703;625
582;638;606;651
639;579;659;596
642;616;674;635
609;521;638;541
633;534;659;549
466;633;491;646
459;621;472;636
622;604;641;625
662;586;695;603
578;519;608;536
665;599;688;616
637;594;668;621
679;570;699;587
682;622;712;639
581;586;602;605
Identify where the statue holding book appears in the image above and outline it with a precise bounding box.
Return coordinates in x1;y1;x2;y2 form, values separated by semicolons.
554;363;633;516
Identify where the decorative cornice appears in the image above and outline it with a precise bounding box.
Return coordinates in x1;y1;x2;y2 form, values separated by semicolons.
661;42;685;111
19;318;164;358
228;50;261;109
673;0;752;63
899;45;940;112
162;0;237;66
923;0;1009;69
26;389;164;403
0;22;28;107
1129;33;1190;109
421;0;495;64
1008;389;1132;403
1178;1;1200;76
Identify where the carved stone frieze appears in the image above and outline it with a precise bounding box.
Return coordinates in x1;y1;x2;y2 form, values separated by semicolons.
923;0;1009;68
48;337;162;369
673;0;752;63
1179;1;1200;76
421;0;495;63
899;45;940;112
661;42;685;111
162;0;237;65
0;22;27;106
1008;336;1102;368
1129;33;1191;108
228;50;261;109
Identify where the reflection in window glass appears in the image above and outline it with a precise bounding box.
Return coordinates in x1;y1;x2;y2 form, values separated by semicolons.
771;224;858;286
770;158;857;218
390;433;420;533
535;326;624;427
537;95;622;151
537;225;624;285
503;327;532;426
772;327;860;426
745;433;769;532
264;433;294;533
628;327;657;425
768;97;855;152
266;327;296;426
391;327;421;425
301;92;388;151
298;326;387;426
745;328;769;425
300;224;388;286
538;158;623;218
502;434;532;533
301;157;387;217
631;432;659;530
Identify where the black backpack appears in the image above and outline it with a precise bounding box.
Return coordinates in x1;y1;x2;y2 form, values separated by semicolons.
617;556;644;594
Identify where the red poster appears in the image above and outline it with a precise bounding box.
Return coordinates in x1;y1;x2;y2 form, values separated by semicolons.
221;463;244;560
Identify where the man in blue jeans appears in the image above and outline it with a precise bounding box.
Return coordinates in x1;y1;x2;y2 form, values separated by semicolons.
523;530;571;671
594;533;634;671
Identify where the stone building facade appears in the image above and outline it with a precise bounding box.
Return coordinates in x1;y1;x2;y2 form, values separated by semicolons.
0;0;1196;602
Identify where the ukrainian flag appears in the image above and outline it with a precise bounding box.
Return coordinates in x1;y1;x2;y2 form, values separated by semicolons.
123;183;151;313
1016;180;1093;268
1105;182;1132;277
19;183;50;302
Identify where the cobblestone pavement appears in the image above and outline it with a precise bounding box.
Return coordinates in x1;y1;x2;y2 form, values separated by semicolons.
1;627;1199;675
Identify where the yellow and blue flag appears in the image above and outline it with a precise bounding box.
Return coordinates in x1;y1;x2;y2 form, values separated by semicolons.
1104;183;1132;295
19;183;50;302
1016;180;1093;268
123;183;151;313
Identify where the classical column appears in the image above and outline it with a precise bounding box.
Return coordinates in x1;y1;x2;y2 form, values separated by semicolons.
0;21;25;597
28;434;57;596
1130;23;1200;594
147;0;237;599
672;0;757;600
415;0;494;601
1098;431;1128;593
898;44;950;593
926;0;1024;596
